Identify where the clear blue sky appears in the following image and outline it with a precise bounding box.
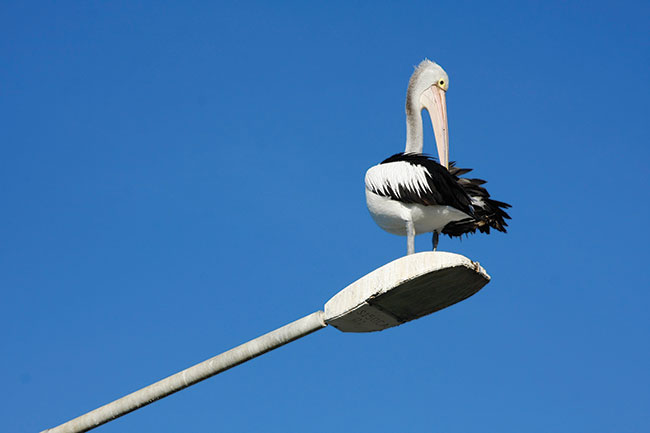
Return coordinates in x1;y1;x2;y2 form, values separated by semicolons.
2;1;649;432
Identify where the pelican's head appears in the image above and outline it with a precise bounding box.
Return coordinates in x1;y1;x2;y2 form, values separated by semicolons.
406;59;450;168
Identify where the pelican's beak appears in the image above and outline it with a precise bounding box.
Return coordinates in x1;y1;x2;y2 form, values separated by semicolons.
420;86;449;169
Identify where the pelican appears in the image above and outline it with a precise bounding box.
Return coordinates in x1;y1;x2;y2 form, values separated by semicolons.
365;60;511;255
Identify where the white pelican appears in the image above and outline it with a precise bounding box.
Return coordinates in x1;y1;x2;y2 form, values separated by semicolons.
365;60;511;255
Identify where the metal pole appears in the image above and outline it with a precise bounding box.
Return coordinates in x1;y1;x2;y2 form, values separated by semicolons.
42;311;326;433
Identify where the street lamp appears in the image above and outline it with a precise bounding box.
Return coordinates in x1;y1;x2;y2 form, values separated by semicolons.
42;251;489;433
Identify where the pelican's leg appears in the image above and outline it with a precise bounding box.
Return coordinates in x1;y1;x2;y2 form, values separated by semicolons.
432;231;439;251
406;220;415;255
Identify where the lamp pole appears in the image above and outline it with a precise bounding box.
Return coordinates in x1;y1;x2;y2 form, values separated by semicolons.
42;312;326;433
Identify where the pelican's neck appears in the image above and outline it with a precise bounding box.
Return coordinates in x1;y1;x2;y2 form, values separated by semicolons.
405;97;423;154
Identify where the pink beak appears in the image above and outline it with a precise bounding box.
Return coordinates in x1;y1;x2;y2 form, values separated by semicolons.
420;86;449;169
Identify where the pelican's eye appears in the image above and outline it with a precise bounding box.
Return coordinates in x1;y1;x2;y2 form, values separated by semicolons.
438;79;446;89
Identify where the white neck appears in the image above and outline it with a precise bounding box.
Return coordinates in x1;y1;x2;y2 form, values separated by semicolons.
405;97;423;154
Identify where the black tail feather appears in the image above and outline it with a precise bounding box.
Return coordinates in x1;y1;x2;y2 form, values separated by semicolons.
442;162;512;238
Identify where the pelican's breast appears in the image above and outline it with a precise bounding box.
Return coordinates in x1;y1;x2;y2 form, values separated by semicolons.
365;188;410;235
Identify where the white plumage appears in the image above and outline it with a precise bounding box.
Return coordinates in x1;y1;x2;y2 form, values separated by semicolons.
365;161;434;199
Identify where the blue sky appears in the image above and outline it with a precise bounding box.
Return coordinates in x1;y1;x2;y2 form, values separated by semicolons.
2;1;649;432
